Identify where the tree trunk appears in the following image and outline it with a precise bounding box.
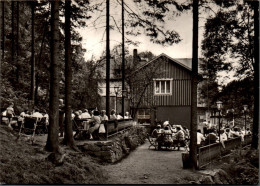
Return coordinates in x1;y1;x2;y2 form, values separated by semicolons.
64;0;76;148
30;1;35;106
251;0;259;149
16;1;19;83
189;0;198;169
121;0;125;118
1;1;4;59
11;1;14;66
0;1;2;67
106;0;110;118
34;72;39;105
45;0;60;153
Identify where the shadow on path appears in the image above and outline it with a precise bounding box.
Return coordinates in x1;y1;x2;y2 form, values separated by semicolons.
101;140;202;184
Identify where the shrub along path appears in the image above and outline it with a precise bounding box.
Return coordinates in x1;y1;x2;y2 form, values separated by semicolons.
101;142;202;184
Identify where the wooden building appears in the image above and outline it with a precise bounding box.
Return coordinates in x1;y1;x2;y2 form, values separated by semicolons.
129;52;205;129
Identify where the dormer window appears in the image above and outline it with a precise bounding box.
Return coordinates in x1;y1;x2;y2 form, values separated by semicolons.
154;78;172;95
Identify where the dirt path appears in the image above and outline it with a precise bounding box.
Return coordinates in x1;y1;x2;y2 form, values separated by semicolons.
101;141;202;184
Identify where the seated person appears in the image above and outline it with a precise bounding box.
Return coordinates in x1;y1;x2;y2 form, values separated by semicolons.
246;128;251;135
32;109;43;119
110;109;117;120
81;109;92;119
6;103;15;127
17;109;28;126
71;110;75;120
1;110;9;125
197;129;205;148
230;127;240;138
183;126;190;140
174;127;185;150
116;113;124;120
151;124;163;138
219;129;227;142
163;126;173;145
88;110;101;139
162;121;169;128
225;128;231;139
100;110;108;123
124;112;131;119
43;110;49;126
205;128;218;145
78;110;83;119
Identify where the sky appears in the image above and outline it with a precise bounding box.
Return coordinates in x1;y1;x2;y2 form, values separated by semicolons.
77;0;237;85
78;0;205;61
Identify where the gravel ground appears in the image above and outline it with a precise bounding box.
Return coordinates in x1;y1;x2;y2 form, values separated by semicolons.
101;141;202;184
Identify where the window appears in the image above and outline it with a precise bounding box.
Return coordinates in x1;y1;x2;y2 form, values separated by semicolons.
137;109;150;119
153;79;172;95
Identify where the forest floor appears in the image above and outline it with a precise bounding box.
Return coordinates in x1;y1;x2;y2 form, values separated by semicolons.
0;124;258;184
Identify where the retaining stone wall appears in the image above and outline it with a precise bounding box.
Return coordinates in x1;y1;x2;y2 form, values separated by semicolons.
79;126;147;163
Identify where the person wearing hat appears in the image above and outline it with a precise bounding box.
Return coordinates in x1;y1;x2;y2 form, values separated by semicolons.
162;121;169;128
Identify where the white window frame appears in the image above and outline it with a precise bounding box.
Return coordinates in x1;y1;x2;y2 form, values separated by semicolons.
153;78;173;95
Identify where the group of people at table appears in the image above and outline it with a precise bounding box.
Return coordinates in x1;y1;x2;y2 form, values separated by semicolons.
1;100;131;140
198;125;252;148
1;103;49;129
151;121;190;150
151;120;252;150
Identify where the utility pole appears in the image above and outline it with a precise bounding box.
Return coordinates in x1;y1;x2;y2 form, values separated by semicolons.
121;0;125;118
106;0;110;119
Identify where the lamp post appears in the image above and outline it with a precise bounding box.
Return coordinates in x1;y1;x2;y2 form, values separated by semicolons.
243;104;248;135
121;89;128;118
232;108;235;127
114;86;119;114
216;101;223;142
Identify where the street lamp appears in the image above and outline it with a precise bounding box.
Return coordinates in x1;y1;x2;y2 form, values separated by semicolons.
114;86;119;114
243;104;248;135
216;101;223;142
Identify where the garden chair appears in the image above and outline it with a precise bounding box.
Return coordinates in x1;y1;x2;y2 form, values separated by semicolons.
147;133;158;150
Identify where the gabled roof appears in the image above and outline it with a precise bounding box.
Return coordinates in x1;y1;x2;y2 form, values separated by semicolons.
132;53;203;75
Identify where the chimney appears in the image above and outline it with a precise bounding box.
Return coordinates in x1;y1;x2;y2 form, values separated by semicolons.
133;49;139;68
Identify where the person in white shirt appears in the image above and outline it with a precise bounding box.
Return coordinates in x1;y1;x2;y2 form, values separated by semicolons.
163;121;169;128
124;111;131;119
116;113;123;120
197;129;205;147
100;110;108;122
110;109;117;120
81;109;91;119
32;109;43;119
219;129;228;142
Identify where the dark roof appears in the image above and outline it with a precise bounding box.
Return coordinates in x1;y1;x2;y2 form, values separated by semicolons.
132;53;203;75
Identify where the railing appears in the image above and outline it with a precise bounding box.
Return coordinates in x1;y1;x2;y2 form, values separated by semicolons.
198;135;252;169
105;119;134;139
